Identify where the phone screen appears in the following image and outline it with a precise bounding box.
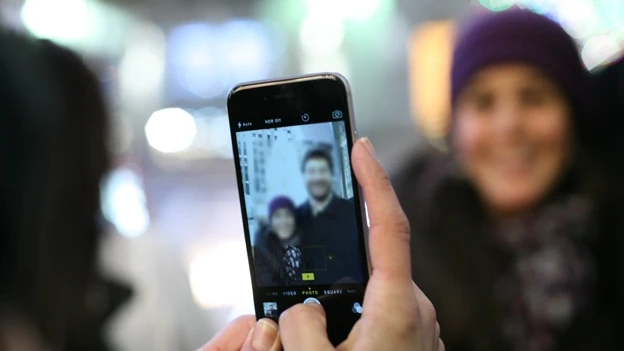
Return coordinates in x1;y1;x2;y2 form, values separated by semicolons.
227;74;369;345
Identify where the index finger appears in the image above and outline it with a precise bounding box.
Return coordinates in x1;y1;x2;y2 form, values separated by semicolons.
351;138;411;279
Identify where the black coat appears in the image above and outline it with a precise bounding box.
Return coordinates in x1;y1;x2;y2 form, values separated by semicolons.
392;151;624;351
254;227;302;287
296;196;365;285
593;58;624;177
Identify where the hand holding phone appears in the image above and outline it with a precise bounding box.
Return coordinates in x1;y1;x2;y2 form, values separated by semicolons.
198;139;443;351
227;73;370;344
278;138;444;351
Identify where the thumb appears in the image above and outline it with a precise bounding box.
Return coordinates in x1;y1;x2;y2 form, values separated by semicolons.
241;319;281;351
279;302;335;351
351;138;412;279
197;315;255;351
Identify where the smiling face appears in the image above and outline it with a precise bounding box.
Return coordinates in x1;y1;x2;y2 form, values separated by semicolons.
271;208;296;240
303;157;333;202
452;64;573;217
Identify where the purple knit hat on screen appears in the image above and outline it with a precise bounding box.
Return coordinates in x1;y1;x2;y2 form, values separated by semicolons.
451;8;597;138
268;196;296;219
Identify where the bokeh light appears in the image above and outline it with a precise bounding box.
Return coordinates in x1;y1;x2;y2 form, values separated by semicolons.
553;0;598;40
145;108;197;153
409;21;454;141
299;11;345;56
168;23;227;99
220;19;274;84
189;241;253;308
119;22;166;103
581;34;622;71
168;20;274;100
101;166;150;238
192;107;233;159
303;0;382;21
21;0;94;43
300;51;351;79
479;0;515;12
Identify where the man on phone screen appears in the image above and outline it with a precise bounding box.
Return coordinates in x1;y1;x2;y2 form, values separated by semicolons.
296;148;364;285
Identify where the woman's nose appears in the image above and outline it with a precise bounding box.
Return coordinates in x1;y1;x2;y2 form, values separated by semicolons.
493;104;523;135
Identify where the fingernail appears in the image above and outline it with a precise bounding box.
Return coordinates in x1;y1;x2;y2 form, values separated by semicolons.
303;299;326;315
360;137;375;156
252;319;278;351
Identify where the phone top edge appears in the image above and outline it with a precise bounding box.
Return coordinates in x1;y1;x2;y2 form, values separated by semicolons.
228;72;344;97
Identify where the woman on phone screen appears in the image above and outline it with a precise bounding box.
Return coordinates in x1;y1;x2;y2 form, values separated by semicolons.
254;196;304;287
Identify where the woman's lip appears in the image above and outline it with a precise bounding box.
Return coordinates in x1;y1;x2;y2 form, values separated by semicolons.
493;158;533;175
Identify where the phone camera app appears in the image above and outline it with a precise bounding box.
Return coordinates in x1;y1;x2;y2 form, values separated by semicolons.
332;110;343;119
236;121;365;288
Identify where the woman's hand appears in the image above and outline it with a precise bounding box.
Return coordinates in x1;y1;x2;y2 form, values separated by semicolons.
196;316;281;351
278;138;444;351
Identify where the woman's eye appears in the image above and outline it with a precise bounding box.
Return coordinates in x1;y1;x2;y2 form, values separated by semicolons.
521;88;547;106
472;93;493;111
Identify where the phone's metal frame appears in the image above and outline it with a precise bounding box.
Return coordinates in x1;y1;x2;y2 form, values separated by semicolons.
228;72;373;277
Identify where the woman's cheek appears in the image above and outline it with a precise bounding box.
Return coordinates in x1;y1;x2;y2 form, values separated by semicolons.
454;119;486;164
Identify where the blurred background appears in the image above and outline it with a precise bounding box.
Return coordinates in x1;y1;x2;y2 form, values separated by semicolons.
1;0;622;349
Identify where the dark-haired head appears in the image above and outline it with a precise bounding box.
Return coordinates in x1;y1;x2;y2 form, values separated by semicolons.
301;148;334;174
268;196;297;241
0;30;110;349
301;148;334;202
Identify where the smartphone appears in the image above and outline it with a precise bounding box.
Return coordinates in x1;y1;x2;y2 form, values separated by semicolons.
227;73;370;345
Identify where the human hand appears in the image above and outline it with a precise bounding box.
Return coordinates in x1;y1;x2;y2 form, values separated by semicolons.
196;315;281;351
277;138;444;351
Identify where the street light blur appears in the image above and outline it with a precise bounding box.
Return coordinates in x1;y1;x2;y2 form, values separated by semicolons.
145;108;198;154
479;0;515;12
303;0;383;21
299;11;345;57
582;35;622;71
21;0;93;43
409;21;455;143
188;241;253;309
119;22;166;104
101;166;150;238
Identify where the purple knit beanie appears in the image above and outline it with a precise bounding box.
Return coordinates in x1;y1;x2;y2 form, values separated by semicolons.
268;196;296;219
451;9;595;136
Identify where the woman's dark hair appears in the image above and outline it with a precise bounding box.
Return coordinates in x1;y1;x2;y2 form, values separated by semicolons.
0;30;111;350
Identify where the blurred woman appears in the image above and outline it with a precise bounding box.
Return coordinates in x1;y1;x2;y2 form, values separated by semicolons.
0;30;127;351
254;196;304;286
393;9;624;351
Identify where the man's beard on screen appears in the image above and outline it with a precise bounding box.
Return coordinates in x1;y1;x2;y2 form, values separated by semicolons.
308;181;332;202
